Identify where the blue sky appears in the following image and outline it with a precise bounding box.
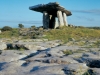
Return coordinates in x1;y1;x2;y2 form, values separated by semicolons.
0;0;100;28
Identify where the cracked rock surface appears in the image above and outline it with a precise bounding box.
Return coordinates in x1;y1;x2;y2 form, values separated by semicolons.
0;40;100;75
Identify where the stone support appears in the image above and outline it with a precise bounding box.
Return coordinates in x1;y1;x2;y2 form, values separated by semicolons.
63;12;68;26
54;18;59;29
43;11;50;29
57;11;64;27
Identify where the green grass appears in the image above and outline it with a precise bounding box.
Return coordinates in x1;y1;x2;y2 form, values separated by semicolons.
86;40;100;48
0;28;19;38
93;40;100;47
1;27;100;44
63;50;73;55
43;27;100;43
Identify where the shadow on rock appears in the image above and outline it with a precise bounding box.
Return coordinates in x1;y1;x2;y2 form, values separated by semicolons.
30;66;40;72
21;61;30;67
87;60;100;68
0;62;7;71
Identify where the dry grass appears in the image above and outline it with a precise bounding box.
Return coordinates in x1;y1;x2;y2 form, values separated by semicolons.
0;28;19;38
44;27;100;43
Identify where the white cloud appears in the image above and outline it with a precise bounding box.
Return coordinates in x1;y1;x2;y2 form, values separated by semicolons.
71;9;100;15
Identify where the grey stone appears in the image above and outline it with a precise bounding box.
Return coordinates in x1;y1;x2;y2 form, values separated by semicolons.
1;40;100;75
0;50;27;62
92;68;100;75
0;42;7;50
43;11;49;29
24;44;46;50
12;40;61;50
47;45;79;57
29;2;72;29
62;63;88;75
26;63;88;75
34;56;78;64
63;12;68;26
57;11;64;27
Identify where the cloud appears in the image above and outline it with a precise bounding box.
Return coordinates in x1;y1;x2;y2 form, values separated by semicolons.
71;9;100;15
0;20;42;24
20;21;42;24
76;16;95;21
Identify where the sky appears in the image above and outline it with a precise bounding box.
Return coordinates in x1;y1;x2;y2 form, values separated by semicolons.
0;0;100;28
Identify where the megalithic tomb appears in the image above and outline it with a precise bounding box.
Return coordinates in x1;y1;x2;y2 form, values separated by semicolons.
29;2;72;29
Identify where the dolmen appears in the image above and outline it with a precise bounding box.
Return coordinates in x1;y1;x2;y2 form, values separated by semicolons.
29;2;72;29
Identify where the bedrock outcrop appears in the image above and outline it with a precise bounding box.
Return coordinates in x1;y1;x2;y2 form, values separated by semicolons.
0;39;100;75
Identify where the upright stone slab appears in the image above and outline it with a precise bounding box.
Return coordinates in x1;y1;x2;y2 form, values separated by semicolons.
63;13;68;26
43;11;50;29
57;11;64;27
54;18;59;28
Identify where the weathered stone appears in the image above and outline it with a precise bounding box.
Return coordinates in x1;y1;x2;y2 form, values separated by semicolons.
63;63;88;75
54;19;59;28
0;43;7;50
43;11;49;29
24;44;45;50
34;56;78;64
2;40;100;75
57;10;64;27
29;2;72;29
0;50;27;62
63;12;68;26
19;28;30;36
91;68;100;75
29;2;72;16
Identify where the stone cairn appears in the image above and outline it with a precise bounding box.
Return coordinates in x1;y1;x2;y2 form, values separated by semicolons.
29;2;72;29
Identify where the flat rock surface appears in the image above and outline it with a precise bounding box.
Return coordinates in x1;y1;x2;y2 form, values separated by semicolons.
0;40;100;75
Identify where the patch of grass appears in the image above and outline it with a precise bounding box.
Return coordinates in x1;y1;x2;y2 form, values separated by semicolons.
93;40;100;47
76;41;85;46
63;49;90;56
75;49;86;53
18;47;25;51
43;27;100;43
84;40;100;48
0;28;19;38
1;27;100;44
83;71;90;75
63;50;73;55
83;69;96;75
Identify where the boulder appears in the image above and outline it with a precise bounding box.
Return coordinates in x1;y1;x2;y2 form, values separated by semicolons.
24;44;46;50
0;43;7;50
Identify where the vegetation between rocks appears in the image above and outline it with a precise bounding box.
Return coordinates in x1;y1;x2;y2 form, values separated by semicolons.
1;26;100;44
44;26;100;43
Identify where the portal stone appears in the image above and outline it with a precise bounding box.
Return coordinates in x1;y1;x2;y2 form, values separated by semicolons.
63;12;68;26
57;11;64;27
43;11;49;29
